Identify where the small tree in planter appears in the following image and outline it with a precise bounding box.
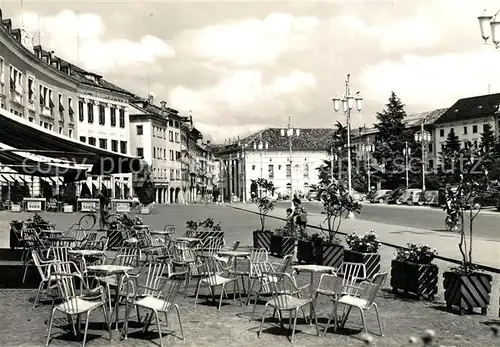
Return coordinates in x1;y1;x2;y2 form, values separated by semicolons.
442;144;493;315
185;217;224;249
252;178;276;251
300;180;361;267
344;230;381;279
391;243;439;301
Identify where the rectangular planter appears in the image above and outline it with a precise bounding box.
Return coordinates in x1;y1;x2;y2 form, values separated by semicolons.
192;231;225;250
11;204;21;212
140;207;151;214
390;260;438;301
318;243;344;268
270;235;295;258
252;230;272;252
63;205;74;213
443;271;492;315
297;240;315;264
343;249;381;280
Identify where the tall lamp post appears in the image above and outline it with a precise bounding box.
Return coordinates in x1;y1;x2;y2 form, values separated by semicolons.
414;123;431;191
253;134;268;198
403;141;411;189
478;9;500;48
332;74;363;198
281;115;300;208
361;142;374;193
236;142;247;203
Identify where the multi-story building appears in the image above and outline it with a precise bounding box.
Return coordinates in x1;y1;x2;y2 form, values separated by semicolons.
216;128;334;202
129;94;184;204
433;94;500;167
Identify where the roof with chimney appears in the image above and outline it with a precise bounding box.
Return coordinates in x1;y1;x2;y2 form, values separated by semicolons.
434;93;500;124
404;108;448;127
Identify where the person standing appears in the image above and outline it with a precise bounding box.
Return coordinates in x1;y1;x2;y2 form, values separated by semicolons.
97;191;110;230
292;197;307;236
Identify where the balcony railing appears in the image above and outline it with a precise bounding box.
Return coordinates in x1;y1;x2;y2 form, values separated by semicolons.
9;90;24;105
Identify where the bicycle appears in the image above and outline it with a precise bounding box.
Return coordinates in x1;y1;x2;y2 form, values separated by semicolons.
444;212;463;232
79;206;120;231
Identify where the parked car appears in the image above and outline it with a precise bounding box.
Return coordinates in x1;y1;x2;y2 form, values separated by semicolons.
423;190;439;206
365;189;378;202
369;189;393;203
397;189;421;205
386;188;405;204
306;190;318;201
351;190;366;202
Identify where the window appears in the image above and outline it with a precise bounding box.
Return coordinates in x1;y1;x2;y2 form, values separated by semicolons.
428;159;434;169
136;147;144;158
99;138;107;149
111;140;118;152
136;125;143;135
472;125;478;133
463;126;467;135
439;129;444;137
169;131;173;142
268;164;274;179
152;126;156;137
176;151;181;161
68;97;74;117
119;109;125;128
88;137;96;146
170;169;174;180
428;143;433;152
175;133;179;143
303;164;309;178
153;147;156;158
169;150;174;161
88;103;94;123
68;129;73;137
57;93;64;113
176;169;180;180
286;164;291;178
48;90;54;109
80;136;86;143
9;65;23;94
78;101;84;122
110;108;116;127
27;77;34;101
0;56;4;84
120;141;127;154
39;84;51;108
174;121;179;128
58;126;63;134
169;119;173;127
483;124;488;132
98;105;105;125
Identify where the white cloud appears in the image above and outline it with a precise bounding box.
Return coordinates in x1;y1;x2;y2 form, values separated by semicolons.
20;9;175;72
178;12;319;66
169;69;317;125
360;50;500;108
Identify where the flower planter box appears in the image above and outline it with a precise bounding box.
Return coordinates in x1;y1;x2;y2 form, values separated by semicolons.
140;206;151;214
252;230;272;252
192;231;225;250
297;240;315;264
317;243;344;268
390;260;438;301
270;235;295;258
443;271;492;315
343;249;380;280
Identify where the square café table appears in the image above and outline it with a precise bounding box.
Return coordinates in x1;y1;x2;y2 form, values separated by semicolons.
292;264;336;323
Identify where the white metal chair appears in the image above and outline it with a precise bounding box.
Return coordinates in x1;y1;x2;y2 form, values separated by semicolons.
45;270;110;347
257;271;319;343
124;272;186;347
331;272;387;336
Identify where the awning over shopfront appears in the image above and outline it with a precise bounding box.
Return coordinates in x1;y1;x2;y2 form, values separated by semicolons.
0;108;147;175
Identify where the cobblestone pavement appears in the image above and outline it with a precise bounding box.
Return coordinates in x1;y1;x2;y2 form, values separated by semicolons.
0;205;499;346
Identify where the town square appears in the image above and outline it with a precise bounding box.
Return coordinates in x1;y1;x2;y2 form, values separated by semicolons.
1;1;500;347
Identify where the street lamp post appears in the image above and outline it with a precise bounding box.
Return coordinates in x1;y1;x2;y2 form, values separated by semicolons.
478;9;500;48
236;143;247;203
403;141;411;189
253;134;268;198
361;143;374;193
332;74;363;199
414;123;431;191
281;115;300;208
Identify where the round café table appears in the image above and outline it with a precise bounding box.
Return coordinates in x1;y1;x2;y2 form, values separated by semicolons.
218;250;251;296
292;264;336;323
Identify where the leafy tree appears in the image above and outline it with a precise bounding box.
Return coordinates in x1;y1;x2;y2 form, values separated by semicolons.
315;179;362;244
480;123;496;153
137;173;155;205
440;129;461;183
445;142;489;274
372;92;410;189
252;178;276;231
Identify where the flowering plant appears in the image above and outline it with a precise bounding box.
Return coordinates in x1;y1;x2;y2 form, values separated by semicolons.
345;230;380;253
395;243;437;265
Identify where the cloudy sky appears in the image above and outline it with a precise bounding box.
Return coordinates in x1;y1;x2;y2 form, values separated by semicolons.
2;0;500;142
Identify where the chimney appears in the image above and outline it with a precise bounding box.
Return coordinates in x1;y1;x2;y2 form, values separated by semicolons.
160;101;168;119
207;140;211;145
148;92;154;105
189;115;193;125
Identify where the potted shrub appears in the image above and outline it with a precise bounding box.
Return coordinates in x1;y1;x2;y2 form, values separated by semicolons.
344;230;381;279
308;180;362;268
251;178;276;252
185;217;224;249
442;145;492;315
391;243;439;301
